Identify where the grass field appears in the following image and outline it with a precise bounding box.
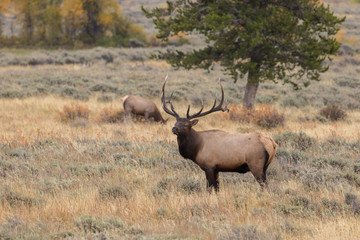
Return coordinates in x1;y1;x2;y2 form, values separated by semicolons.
0;48;359;239
1;0;360;239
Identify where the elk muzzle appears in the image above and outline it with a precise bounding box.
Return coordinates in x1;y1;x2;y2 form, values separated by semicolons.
172;127;179;135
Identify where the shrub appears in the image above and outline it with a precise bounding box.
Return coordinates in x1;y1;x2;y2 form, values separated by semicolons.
322;198;344;215
220;225;276;240
0;90;25;99
0;160;14;177
300;167;342;191
342;172;360;187
344;193;360;215
90;84;118;93
274;203;302;216
228;103;285;129
328;158;349;170
228;104;253;123
179;178;202;194
99;186;129;200
281;97;307;108
61;86;90;101
6;148;29;159
58;103;90;122
75;215;124;234
274;131;316;151
1;189;39;208
280;221;312;235
320;105;347;121
292;196;310;209
152;177;172;196
354;161;360;173
98;106;124;123
97;94;113;102
252;104;285;128
0;216;27;240
276;148;308;164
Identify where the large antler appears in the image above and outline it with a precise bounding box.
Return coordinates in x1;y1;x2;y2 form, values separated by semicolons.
161;75;180;119
186;80;229;120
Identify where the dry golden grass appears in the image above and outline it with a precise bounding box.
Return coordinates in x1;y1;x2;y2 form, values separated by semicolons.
0;96;359;239
2;96;358;143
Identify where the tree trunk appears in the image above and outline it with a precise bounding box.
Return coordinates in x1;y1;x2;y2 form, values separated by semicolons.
242;56;261;109
243;80;259;110
243;62;260;110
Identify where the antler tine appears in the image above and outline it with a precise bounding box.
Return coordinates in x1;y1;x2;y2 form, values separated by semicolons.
186;81;228;120
169;93;180;118
161;76;180;119
219;80;229;112
187;100;204;119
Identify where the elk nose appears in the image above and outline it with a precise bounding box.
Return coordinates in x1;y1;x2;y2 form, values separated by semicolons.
172;127;179;134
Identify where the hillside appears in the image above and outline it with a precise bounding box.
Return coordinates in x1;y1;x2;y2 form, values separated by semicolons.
117;0;163;35
117;0;360;39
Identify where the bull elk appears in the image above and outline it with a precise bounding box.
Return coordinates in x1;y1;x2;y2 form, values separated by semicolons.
161;76;277;192
122;95;168;123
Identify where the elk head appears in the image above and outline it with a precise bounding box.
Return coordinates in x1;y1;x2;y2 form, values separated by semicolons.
161;75;229;135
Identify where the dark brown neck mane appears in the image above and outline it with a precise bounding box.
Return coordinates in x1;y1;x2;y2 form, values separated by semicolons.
176;129;203;161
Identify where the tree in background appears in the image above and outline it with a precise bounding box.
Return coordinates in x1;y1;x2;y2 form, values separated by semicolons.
37;0;63;46
0;0;12;37
98;0;122;35
0;2;5;37
12;0;63;46
62;0;86;44
1;0;147;48
80;0;147;47
80;0;102;43
14;0;37;45
143;1;345;109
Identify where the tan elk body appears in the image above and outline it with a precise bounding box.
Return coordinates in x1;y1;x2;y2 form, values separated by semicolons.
122;95;167;123
162;77;277;191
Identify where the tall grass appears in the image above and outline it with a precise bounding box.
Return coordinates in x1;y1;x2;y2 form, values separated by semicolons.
0;95;359;239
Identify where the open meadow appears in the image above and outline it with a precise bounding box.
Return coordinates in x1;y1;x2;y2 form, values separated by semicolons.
1;0;360;239
0;46;359;239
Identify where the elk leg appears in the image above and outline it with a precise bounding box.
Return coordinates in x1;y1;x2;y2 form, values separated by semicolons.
123;109;132;123
247;164;266;189
252;170;267;189
215;171;219;192
205;168;219;192
144;112;150;121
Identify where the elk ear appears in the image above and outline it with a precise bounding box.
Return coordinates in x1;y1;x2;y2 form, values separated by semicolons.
190;119;199;126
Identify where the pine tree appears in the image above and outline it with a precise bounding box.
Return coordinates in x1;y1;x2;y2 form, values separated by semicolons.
143;0;345;109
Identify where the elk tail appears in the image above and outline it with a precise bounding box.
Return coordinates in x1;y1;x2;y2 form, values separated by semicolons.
122;95;129;109
259;134;278;168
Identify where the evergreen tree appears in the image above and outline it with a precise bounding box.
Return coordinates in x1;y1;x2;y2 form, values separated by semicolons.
143;0;345;109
